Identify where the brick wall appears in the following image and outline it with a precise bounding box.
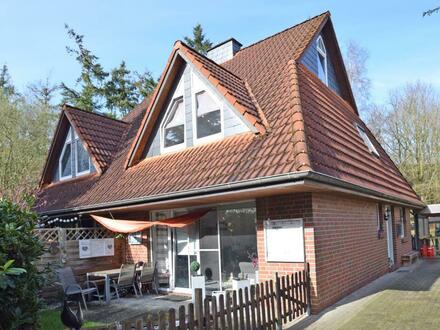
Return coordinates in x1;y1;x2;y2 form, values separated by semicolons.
125;230;152;264
391;207;413;268
311;192;389;312
112;211;152;265
256;193;318;307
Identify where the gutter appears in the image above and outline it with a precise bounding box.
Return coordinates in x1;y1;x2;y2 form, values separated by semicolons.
38;170;425;217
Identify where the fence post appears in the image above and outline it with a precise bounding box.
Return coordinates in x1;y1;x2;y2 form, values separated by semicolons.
194;288;203;330
306;263;312;315
58;228;67;264
275;272;282;330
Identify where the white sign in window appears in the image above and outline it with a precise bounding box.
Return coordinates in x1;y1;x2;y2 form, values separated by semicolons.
264;219;304;262
79;238;114;259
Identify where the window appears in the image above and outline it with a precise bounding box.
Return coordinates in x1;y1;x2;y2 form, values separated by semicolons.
59;128;73;179
75;131;90;174
163;97;185;149
316;36;328;85
195;91;221;139
399;207;406;238
356;124;379;156
59;127;91;181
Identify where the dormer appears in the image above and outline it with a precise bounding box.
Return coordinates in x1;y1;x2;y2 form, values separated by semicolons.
56;126;94;181
128;41;268;165
39;105;128;187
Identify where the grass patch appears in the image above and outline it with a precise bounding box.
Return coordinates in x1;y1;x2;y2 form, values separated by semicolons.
40;309;106;330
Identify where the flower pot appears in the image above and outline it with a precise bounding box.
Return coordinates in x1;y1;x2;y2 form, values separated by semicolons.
191;275;205;303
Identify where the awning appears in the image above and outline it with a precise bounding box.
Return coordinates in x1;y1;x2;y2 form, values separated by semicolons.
91;215;154;233
155;209;210;228
90;209;210;233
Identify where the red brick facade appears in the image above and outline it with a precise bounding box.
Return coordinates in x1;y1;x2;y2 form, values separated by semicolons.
255;192;415;313
116;192;415;314
125;230;152;264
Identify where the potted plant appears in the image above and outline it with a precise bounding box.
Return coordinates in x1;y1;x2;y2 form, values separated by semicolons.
190;261;205;302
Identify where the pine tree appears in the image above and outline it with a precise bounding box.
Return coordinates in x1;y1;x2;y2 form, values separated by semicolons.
61;25;157;117
60;25;108;112
0;64;18;96
184;24;213;55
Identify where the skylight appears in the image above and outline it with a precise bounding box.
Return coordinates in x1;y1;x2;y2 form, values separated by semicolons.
356;124;379;157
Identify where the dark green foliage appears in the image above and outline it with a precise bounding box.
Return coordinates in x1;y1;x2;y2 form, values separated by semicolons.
0;199;45;330
61;25;157;117
0;64;18;97
190;260;200;273
184;24;213;55
423;7;440;16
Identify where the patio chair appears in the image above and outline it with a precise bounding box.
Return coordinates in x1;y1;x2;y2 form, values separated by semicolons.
137;262;158;295
56;267;101;310
110;264;139;299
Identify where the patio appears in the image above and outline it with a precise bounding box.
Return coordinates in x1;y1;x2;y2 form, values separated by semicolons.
80;293;191;324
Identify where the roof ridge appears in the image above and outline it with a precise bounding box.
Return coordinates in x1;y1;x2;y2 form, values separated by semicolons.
232;11;329;55
62;104;128;125
287;60;312;171
244;80;270;131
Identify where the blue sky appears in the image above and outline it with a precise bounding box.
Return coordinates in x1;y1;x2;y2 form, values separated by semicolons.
1;0;439;104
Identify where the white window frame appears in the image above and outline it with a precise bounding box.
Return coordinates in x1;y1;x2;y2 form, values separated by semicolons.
191;71;224;145
356;124;380;157
160;80;186;154
316;35;328;86
400;207;405;239
75;136;91;176
59;128;73;180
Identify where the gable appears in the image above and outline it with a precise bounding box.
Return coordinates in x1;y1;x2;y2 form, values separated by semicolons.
143;60;251;158
52;124;96;182
39;105;128;187
299;19;357;113
127;43;266;166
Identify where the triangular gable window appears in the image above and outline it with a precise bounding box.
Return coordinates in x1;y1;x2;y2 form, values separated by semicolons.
58;126;92;181
195;91;221;139
163;97;185;149
316;36;328;85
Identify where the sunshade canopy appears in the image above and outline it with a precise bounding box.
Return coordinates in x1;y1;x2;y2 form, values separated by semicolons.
91;209;209;234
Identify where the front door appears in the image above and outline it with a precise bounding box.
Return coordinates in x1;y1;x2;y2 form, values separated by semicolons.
385;206;395;265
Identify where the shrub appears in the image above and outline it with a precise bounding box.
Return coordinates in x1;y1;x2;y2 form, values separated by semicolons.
190;260;200;273
0;199;44;329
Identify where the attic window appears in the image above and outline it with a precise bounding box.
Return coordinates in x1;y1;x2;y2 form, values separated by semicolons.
58;127;91;181
74;131;91;174
59;128;73;179
195;91;222;140
163;97;185;149
356;124;379;156
316;36;328;85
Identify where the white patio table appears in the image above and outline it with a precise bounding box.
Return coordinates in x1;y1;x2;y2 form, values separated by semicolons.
87;266;141;303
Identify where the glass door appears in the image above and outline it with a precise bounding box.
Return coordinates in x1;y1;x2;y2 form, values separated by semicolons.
197;210;222;292
172;226;197;290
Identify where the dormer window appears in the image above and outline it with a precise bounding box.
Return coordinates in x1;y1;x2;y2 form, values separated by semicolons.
74;131;91;175
58;127;91;181
356;124;379;157
163;97;185;150
59;128;73;179
195;91;221;140
316;36;328;85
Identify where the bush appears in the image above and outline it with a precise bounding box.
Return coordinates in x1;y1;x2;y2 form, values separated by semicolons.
0;199;45;329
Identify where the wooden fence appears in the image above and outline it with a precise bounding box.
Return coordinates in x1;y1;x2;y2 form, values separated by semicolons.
35;227;124;301
108;267;310;330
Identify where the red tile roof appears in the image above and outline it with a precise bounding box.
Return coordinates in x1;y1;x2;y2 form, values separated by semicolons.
35;12;423;214
64;106;128;170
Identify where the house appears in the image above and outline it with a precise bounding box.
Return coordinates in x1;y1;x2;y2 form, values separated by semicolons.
35;11;424;313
